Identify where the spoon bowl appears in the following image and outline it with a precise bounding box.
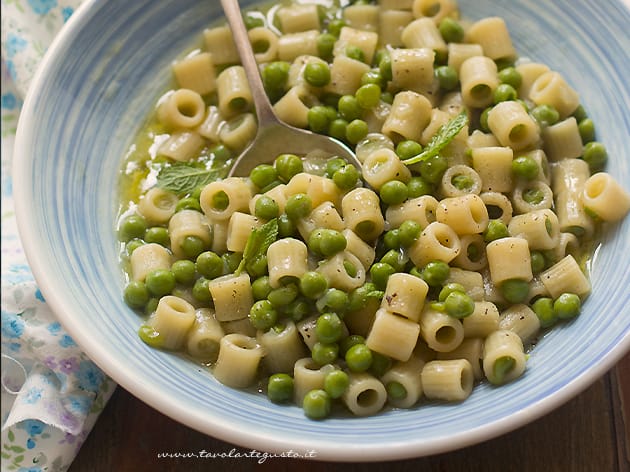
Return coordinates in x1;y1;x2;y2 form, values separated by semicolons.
221;0;361;177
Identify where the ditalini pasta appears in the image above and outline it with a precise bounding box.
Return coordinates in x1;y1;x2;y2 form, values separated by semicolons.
117;0;630;419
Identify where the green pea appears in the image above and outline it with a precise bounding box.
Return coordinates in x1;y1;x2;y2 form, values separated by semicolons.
175;197;202;213
498;66;522;90
254;195;280;220
554;293;581;319
333;164;360;190
530;251;546;274
138;324;164;349
484;219;509;242
340;334;366;355
277;214;296;238
512;155;539;180
433;49;448;65
444;290;475;319
275;153;303;182
383;228;401;250
346;119;369;144
422;260;450;287
531;104;560;127
328;118;349;141
369;352;392;377
268;283;299;307
578;118;595;144
299;271;328;300
124;280;150;309
406;176;433;197
500;279;530;304
582;141;607;172
304;61;331;87
324;370;349;399
345;343;373;372
209;143;231;162
249;299;278;330
126;238;145;256
312;341;339;365
145;269;176;297
532;297;557;328
192;277;212;302
196;251;223;279
492;356;516;385
286;298;310;322
250;164;278;189
252;275;273;300
370;262;395;290
347;283;377;311
267;373;294;403
379;53;393;81
355;83;381;109
302;389;331;420
439;283;467;302
144;297;159;317
479;107;492;132
325;157;347;177
380;91;394;104
438;17;464;43
419;154;448;183
316;312;344;344
222;252;243;273
320;229;347;256
171;259;196;285
327;18;346;37
398;220;421;247
316;33;336;60
572;104;588;122
435;65;459;91
380;249;408;272
317;288;349;313
451;174;475;191
395;140;422;160
180;235;206;259
345;45;365;62
308;105;332;133
493;83;518;104
386;381;408;400
262;61;290;99
361;69;384;87
380;180;409;206
338;95;362;121
285;193;312;220
119;214;147;242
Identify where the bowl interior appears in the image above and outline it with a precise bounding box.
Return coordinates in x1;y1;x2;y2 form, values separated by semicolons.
14;0;630;461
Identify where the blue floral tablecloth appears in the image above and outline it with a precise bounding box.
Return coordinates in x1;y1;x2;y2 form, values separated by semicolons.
1;1;116;471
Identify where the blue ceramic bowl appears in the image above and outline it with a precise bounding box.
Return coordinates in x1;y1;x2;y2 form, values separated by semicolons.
13;0;630;461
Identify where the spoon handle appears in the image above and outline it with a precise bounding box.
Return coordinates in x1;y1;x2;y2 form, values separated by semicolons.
220;0;279;127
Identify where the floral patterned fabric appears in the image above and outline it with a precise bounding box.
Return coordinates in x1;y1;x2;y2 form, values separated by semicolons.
1;1;116;471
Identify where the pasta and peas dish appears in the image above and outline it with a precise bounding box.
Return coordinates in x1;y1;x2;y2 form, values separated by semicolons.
116;0;630;419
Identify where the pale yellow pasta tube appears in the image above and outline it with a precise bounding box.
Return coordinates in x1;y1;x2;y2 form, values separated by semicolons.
408;221;461;267
203;26;239;65
471;146;514;193
482;330;526;385
285;172;342;209
216;66;253;118
582;172;630;222
380;355;425;408
551;158;594;237
325;53;371;95
248;27;279;63
498;304;541;345
130;243;171;282
168;209;212;259
464;17;516;61
411;0;456;23
467;129;499;149
516;62;550;99
157;89;206;129
172;52;216;96
137;187;178;225
208;273;254;322
419;306;464;353
148;295;196;350
317;251;366;292
380;273;429;322
487;101;540;151
293;358;336;406
381;90;432;142
366;308;421;361
362;147;411;190
452;234;487;271
267;238;308;288
508;209;560;250
511;180;554;214
540;255;591;299
542;117;584;161
529;71;580;119
437;338;484;380
356;133;395;163
297;202;344;241
273;85;317;129
342;373;387;416
378;10;414;47
336;26;379;64
486;237;532;285
401;18;447;55
158;131;205;163
462;301;500;338
276;3;320;33
257;320;308;374
278;30;320;62
436;194;489;235
213;334;265;388
344;4;380;32
445;268;485;302
226;212;262;253
447;43;483;74
389;49;436;98
459;55;499;109
200;177;252;221
439;164;483;197
421;359;474;401
342;229;376;271
196;105;223;142
341;188;385;241
480;191;513;224
186;308;224;362
385;195;438;229
219;113;257;153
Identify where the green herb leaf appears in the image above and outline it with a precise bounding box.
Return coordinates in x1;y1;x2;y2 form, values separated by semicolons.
236;218;279;276
156;164;219;195
402;111;468;165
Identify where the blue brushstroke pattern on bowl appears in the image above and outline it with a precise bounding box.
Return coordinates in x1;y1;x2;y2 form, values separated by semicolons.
13;0;630;461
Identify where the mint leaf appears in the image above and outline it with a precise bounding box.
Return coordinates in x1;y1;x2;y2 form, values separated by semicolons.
156;164;219;195
402;111;468;166
235;218;278;276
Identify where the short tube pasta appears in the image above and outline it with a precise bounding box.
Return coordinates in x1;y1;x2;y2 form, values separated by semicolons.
381;90;432;142
137;188;178;225
200;178;252;221
436;194;489;235
419;306;464;353
529;71;580;119
459;55;499;109
317;251;366;291
487;101;540;151
508;209;560;250
366;308;421;361
581;173;630;222
380;355;425;408
267;238;308;288
464;17;516;61
552;158;594;238
341;372;387;416
408;221;462;267
486;237;532;285
208;273;254;322
482;330;527;385
341;188;385;241
362;148;411;190
149;295;196;350
168;209;212;259
421;359;474;402
186;308;224;362
385;195;438;229
130;243;171;282
498;304;541;345
540;255;591;299
257;320;308;374
293;358;336;406
213;334;265;388
157;89;206;129
380;272;429;322
216;66;253;118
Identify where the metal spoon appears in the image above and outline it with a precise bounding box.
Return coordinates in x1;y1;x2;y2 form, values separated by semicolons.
220;0;361;177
